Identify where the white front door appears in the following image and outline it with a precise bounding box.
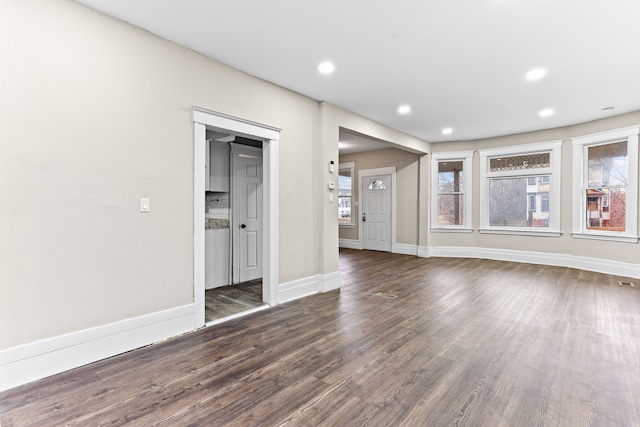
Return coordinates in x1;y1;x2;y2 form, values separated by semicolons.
361;174;392;252
232;144;263;283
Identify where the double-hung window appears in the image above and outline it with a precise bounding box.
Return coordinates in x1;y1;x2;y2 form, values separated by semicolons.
571;125;639;242
431;151;473;231
479;140;562;236
338;161;355;227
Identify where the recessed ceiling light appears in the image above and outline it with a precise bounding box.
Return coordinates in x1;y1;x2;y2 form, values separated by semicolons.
318;62;335;74
526;68;546;81
539;108;554;117
442;128;453;135
398;105;411;114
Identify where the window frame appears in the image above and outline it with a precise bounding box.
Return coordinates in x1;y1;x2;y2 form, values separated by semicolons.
479;140;562;236
571;125;639;243
338;161;356;228
430;151;474;232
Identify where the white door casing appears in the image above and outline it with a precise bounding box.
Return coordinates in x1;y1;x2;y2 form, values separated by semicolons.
193;107;280;327
232;144;263;283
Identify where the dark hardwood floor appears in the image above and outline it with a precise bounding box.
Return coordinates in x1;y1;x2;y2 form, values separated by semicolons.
2;249;640;426
205;279;264;323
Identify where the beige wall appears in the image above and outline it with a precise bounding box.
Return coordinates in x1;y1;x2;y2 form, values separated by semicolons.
0;0;429;351
339;148;422;245
321;104;429;273
430;111;640;263
0;0;316;348
3;0;638;358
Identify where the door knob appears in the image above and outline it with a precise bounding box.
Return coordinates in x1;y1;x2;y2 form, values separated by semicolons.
241;224;247;228
362;214;366;222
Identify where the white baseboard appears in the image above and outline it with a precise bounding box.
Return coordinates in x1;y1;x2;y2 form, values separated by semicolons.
428;246;640;279
339;238;361;249
340;239;419;256
393;243;418;256
321;271;341;292
277;271;341;304
0;268;345;393
277;274;320;304
418;246;430;258
0;304;196;393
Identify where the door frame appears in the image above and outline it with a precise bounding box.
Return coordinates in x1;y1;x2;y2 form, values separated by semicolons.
358;167;397;253
193;106;280;328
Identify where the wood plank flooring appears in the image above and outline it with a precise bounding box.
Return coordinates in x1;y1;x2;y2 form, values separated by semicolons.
205;279;264;322
2;249;640;426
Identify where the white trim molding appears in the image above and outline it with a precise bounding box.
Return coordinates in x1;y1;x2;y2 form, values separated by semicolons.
193;106;281;320
338;240;417;256
430;150;474;232
339;238;361;249
394;243;419;256
0;305;196;392
321;271;341;293
338;161;356;228
427;246;640;279
571;125;639;243
277;275;320;304
418;246;431;258
277;272;340;304
478;140;562;236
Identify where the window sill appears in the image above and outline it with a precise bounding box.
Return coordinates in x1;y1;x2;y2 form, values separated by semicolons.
339;224;356;229
479;228;561;237
430;227;473;233
571;232;639;243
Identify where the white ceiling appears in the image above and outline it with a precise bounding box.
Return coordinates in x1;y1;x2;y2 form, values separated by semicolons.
339;130;391;155
75;0;640;144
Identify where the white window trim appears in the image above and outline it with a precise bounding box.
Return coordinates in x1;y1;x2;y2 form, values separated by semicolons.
479;140;563;236
571;125;639;243
431;151;474;232
338;161;356;228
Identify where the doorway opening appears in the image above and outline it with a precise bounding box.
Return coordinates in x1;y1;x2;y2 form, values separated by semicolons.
193;107;280;328
204;135;267;323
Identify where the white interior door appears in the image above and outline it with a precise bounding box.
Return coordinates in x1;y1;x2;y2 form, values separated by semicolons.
232;144;263;283
361;174;392;252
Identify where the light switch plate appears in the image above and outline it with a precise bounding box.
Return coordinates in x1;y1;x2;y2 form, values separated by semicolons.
140;198;150;212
